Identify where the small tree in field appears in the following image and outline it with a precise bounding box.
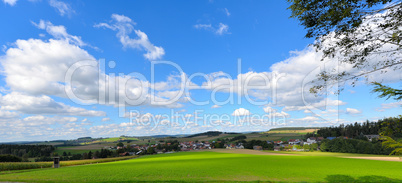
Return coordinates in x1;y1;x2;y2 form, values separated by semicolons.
310;143;318;152
116;142;124;147
303;144;310;152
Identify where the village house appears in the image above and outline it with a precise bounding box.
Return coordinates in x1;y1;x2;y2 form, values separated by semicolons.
364;135;380;142
235;144;244;149
304;137;317;145
288;139;301;145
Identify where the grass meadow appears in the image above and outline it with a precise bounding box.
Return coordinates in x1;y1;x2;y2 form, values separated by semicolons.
0;151;401;182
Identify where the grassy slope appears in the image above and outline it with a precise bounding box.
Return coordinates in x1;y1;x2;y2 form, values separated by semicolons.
0;151;401;182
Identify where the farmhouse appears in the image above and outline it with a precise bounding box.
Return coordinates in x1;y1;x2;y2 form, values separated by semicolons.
253;146;263;150
364;135;380;142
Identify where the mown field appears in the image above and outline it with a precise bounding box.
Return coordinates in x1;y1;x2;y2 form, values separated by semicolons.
0;151;401;182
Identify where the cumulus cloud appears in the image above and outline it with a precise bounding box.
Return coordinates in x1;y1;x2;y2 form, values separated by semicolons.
0;35;185;108
1;38;95;97
49;0;74;17
232;108;251;116
0;110;19;119
346;108;362;114
23;115;78;126
94;14;165;60
0;92;106;116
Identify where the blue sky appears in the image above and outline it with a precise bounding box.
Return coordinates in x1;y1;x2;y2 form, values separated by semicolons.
0;0;400;142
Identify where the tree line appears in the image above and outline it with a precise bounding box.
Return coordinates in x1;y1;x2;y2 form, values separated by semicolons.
320;138;394;155
304;116;402;155
0;144;54;161
305;116;402;139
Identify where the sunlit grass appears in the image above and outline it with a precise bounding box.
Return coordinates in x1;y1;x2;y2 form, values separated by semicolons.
0;151;401;182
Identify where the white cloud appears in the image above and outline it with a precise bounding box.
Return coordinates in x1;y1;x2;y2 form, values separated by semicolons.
224;8;230;17
95;14;165;60
49;0;74;17
1;38;95;97
267;111;290;118
23;115;78;126
283;99;346;111
376;101;402;111
0;110;19;119
263;106;277;113
0;36;185;108
346;108;362;114
216;23;229;35
296;116;319;121
3;0;17;6
232;108;251;116
0;92;106;116
211;105;221;109
102;117;111;122
32;20;86;47
194;23;229;35
194;24;212;29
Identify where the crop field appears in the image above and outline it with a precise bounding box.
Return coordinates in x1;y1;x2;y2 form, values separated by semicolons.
80;137;139;145
54;144;116;155
266;128;319;135
0;151;401;182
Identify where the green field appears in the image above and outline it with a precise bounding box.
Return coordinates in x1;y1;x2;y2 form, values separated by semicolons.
0;156;135;171
0;151;401;182
54;146;96;155
80;137;139;145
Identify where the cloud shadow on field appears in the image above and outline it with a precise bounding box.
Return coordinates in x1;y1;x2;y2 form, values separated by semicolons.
325;174;401;183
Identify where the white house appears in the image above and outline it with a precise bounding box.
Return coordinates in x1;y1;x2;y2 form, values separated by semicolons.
305;137;317;145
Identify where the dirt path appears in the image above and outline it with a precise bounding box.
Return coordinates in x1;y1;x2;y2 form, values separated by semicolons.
206;149;297;156
345;156;402;162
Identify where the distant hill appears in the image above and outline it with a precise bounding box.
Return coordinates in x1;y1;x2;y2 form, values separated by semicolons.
186;131;222;138
268;127;321;132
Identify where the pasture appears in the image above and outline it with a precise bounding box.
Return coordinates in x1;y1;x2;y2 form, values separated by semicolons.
0;150;401;182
